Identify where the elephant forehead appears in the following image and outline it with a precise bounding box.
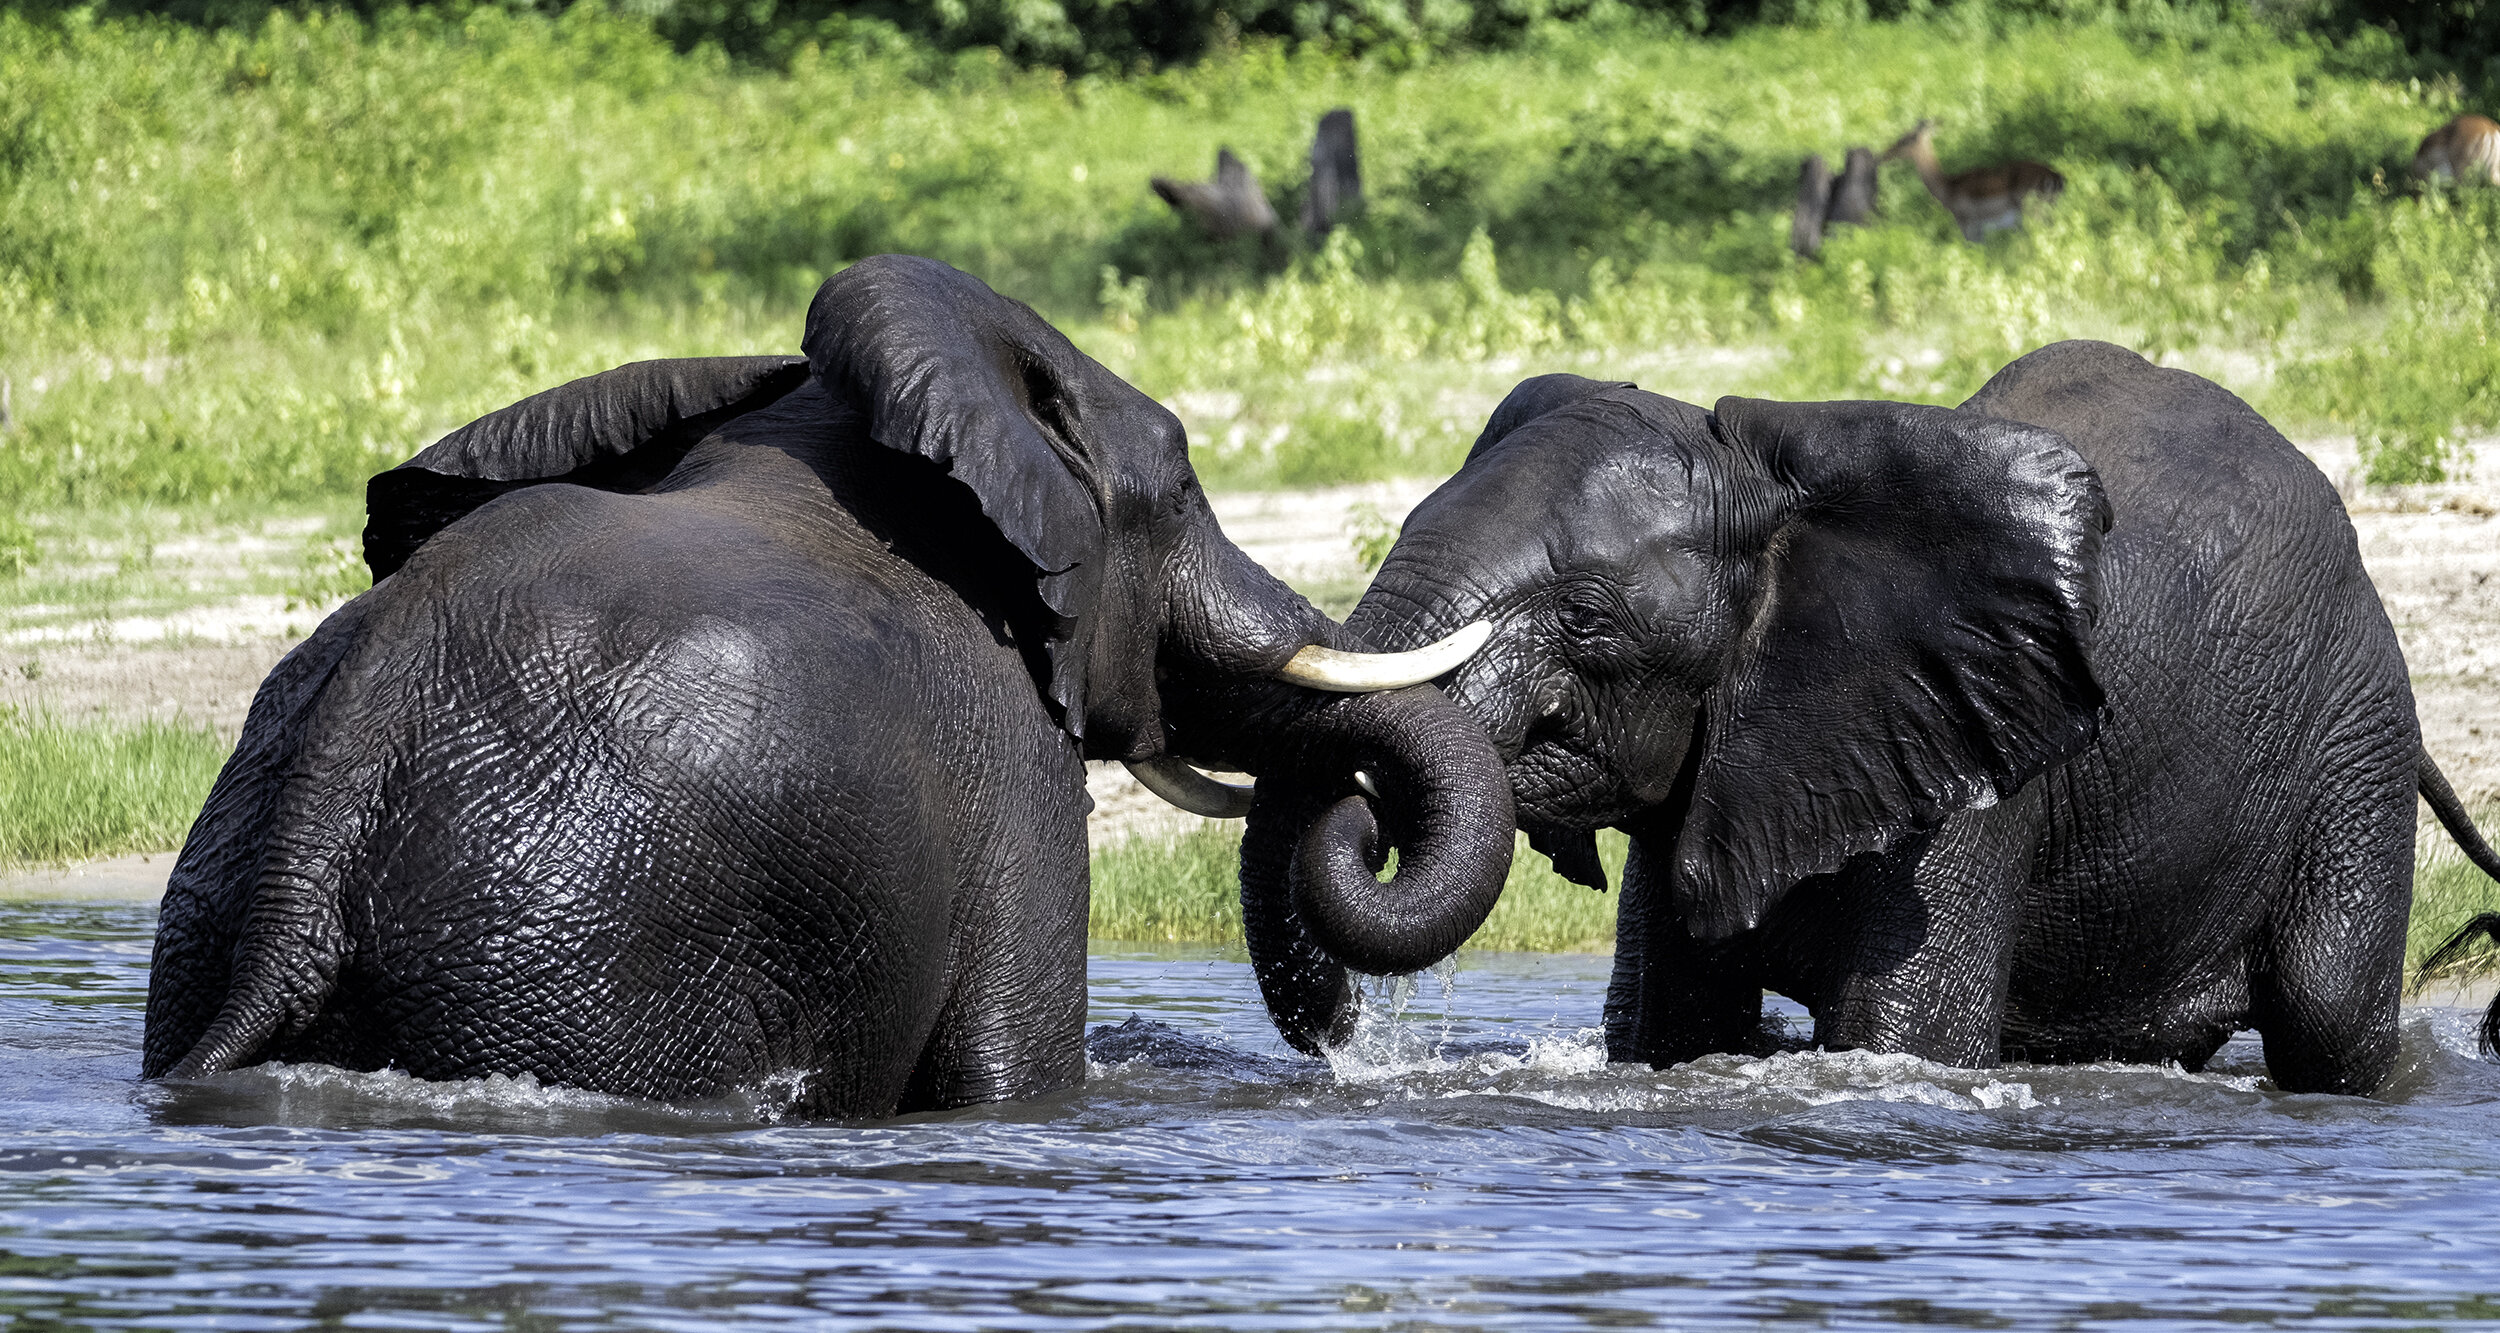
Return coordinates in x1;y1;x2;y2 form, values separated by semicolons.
1407;444;1708;582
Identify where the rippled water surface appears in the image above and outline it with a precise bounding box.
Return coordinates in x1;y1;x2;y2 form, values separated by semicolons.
7;900;2500;1330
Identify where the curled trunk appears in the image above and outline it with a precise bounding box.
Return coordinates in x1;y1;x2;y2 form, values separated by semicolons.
1226;686;1516;1054
1242;782;1359;1055
1157;537;1513;1055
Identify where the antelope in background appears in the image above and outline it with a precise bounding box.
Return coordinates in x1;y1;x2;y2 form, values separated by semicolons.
2412;114;2500;188
1882;119;2064;242
1151;110;1367;247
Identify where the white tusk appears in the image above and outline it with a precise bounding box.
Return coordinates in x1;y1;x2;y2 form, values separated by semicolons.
1275;620;1494;693
1124;757;1257;820
1353;770;1380;801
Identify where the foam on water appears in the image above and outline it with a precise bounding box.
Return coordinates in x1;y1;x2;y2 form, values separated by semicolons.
144;1056;831;1133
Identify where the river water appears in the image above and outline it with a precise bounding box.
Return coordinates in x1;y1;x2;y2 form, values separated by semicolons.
6;899;2500;1330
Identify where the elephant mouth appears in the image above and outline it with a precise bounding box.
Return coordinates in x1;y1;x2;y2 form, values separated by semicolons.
1502;686;1702;840
1507;733;1635;833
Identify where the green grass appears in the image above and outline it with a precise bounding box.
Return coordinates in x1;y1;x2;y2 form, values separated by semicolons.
1088;824;1622;954
1088;823;1250;943
0;709;227;865
1;6;2496;523
2407;807;2500;984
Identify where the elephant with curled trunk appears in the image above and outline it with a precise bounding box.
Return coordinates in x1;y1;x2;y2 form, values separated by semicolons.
1244;340;2500;1096
142;255;1514;1116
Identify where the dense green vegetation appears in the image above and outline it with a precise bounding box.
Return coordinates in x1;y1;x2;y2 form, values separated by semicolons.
2;2;2497;516
72;0;2500;83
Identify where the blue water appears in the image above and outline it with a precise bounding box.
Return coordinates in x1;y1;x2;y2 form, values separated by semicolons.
5;899;2500;1330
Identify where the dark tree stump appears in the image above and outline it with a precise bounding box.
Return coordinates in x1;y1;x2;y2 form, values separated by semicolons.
1302;108;1364;239
1790;153;1833;258
1152;147;1278;242
1827;146;1879;226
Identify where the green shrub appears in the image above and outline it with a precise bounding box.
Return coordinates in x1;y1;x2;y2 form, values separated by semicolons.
0;5;2494;515
2277;188;2500;485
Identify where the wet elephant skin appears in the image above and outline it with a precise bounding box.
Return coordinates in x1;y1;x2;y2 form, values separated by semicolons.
1250;340;2444;1096
141;256;1514;1118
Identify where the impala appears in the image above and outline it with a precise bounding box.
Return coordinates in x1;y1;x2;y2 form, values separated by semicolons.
2412;114;2500;188
1882;119;2064;242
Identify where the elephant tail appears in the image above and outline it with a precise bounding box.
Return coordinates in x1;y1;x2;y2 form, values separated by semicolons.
2418;914;2500;1055
2409;745;2500;1055
2419;744;2500;885
160;757;372;1081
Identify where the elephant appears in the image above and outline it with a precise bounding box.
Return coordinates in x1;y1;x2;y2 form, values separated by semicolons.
143;255;1515;1117
1240;339;2500;1096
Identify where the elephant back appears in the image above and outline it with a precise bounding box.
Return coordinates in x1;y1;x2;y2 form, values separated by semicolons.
364;356;809;579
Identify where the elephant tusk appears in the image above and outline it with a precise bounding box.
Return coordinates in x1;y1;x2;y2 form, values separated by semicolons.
1275;620;1494;693
1125;757;1257;820
1353;769;1380;801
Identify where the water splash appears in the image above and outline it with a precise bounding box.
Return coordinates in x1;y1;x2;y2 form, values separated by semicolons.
147;1059;826;1131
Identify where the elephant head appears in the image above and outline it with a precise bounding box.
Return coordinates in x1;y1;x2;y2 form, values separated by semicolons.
1243;374;2108;1048
358;256;1517;1017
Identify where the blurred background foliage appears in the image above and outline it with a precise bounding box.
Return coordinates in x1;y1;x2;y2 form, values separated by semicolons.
0;0;2495;514
37;0;2500;78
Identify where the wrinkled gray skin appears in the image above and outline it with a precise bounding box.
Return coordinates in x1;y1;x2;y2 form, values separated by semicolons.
142;256;1514;1117
1248;340;2500;1096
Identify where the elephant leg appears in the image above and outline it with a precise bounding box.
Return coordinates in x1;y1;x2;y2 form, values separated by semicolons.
899;751;1092;1113
2251;766;2413;1096
1607;833;1763;1066
145;597;370;1078
1802;787;2041;1069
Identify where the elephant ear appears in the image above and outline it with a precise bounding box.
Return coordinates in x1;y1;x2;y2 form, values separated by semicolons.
1467;373;1635;463
363;356;809;579
805;254;1168;735
1673;396;2111;939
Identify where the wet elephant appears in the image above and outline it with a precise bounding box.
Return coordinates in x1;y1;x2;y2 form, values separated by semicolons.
1242;340;2500;1096
144;256;1514;1117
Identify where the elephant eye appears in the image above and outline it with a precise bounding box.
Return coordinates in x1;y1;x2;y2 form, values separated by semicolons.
1555;586;1616;640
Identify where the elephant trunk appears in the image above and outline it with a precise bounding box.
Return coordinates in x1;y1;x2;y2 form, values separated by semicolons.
1242;780;1357;1055
1225;686;1514;1053
1156;528;1512;1052
1284;687;1514;976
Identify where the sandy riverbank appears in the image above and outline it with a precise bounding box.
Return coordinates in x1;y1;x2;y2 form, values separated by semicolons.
4;439;2493;899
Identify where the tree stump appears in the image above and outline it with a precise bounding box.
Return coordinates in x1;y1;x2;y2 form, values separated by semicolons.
1790;153;1833;258
1827;146;1879;226
1303;108;1364;239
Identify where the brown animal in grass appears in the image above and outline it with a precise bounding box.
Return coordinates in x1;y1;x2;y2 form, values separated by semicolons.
2411;114;2500;188
1882;119;2064;243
